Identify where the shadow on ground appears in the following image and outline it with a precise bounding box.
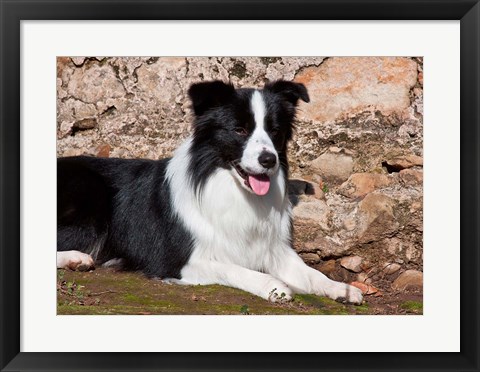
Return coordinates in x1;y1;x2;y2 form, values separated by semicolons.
57;268;422;315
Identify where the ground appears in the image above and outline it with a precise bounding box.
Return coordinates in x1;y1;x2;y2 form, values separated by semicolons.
57;268;422;315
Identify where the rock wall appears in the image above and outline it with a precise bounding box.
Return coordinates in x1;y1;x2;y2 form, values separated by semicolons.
57;56;423;293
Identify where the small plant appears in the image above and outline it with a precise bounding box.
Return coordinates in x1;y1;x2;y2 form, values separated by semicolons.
322;184;329;193
66;281;76;294
57;269;65;281
240;304;250;315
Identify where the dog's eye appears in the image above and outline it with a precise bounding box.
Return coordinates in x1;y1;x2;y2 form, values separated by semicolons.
234;127;248;136
270;129;279;136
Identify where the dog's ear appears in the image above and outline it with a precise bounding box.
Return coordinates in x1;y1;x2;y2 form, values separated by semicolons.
264;80;310;105
188;81;236;116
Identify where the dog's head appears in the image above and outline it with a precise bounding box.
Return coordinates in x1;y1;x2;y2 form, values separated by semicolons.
188;80;309;196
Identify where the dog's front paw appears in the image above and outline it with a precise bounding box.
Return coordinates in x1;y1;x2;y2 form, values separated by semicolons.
266;284;293;303
326;282;363;305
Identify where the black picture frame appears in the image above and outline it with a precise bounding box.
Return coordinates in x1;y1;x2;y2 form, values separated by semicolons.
1;1;479;371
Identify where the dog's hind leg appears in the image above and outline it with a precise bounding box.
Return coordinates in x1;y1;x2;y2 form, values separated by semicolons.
57;250;95;271
57;157;110;264
57;224;107;264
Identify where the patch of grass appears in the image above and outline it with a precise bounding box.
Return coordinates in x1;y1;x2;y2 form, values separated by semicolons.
400;300;423;313
57;269;65;281
354;303;370;314
58;304;155;315
121;293;183;310
294;294;350;315
58;268;386;315
295;294;335;307
123;293;142;302
198;284;245;295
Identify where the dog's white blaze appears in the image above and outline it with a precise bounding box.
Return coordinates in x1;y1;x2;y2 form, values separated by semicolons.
241;91;278;175
251;90;266;129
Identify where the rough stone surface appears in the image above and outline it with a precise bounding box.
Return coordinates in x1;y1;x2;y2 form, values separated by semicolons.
312;184;325;200
356;193;399;244
294;57;418;122
318;260;337;277
340;256;363;273
382;262;402;275
292;199;331;231
399;169;423;186
338;173;393;198
356;272;373;284
300;235;349;258
310;152;354;184
392;270;423;290
299;253;321;264
57;56;423;293
385;154;423;170
350;281;379;295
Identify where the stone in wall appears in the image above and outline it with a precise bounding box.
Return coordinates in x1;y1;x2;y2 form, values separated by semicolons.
294;57;418;122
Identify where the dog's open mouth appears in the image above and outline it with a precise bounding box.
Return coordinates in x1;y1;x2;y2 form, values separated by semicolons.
232;163;270;196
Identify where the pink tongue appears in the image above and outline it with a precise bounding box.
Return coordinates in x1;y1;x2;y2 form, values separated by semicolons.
248;174;271;196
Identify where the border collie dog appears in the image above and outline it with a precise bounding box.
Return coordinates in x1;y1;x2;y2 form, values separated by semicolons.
57;80;363;304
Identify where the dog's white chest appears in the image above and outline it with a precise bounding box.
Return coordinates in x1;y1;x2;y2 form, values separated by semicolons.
168;158;291;270
192;169;291;269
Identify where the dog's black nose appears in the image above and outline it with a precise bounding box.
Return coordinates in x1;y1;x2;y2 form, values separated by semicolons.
258;151;277;169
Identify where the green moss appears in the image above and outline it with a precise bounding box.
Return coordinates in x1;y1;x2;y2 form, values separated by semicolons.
58;268;375;315
400;301;423;313
295;294;336;307
354;303;370;313
198;284;245;295
294;294;350;315
122;293;143;303
58;304;170;315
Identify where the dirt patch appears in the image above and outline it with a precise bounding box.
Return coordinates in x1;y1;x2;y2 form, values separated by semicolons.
57;267;422;315
312;260;422;315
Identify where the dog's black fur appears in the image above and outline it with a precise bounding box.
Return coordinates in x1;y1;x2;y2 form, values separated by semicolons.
57;157;194;278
